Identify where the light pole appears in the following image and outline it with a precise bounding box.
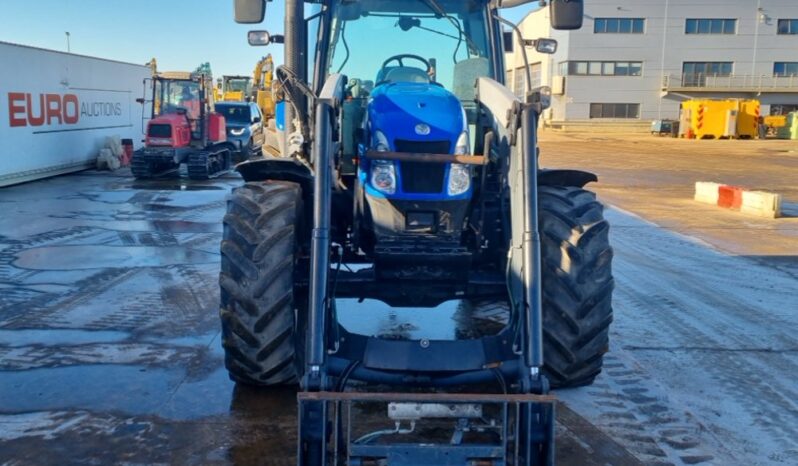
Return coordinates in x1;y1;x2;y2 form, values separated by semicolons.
65;32;70;53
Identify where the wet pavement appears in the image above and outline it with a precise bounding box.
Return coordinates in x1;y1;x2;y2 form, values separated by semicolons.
2;157;796;465
0;169;641;465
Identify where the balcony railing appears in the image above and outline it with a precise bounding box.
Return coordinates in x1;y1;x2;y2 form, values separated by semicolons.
662;74;798;92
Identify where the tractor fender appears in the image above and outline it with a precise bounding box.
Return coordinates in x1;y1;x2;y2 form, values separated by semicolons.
235;158;314;195
538;169;597;188
235;158;315;241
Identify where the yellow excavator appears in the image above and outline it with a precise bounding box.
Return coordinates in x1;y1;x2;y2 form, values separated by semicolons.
251;54;276;120
215;75;251;102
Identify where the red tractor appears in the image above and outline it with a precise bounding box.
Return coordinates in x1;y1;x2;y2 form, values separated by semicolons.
132;71;234;180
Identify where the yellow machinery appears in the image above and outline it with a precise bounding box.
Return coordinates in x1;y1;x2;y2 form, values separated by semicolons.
765;114;787;129
216;75;251;102
776;112;798;139
146;57;158;75
679;99;760;139
251;54;276;119
764;114;789;137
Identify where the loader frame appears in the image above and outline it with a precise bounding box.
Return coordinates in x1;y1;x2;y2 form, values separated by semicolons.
231;1;589;464
293;71;557;465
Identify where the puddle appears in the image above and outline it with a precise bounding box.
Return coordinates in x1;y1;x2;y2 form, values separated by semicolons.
336;298;507;340
119;183;226;191
0;366;183;415
0;329;129;347
0;283;72;294
14;245;219;270
149;220;222;233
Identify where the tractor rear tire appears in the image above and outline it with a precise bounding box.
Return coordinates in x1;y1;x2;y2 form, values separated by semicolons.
539;185;614;388
219;181;303;386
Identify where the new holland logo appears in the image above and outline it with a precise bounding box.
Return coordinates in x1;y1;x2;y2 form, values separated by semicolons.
414;123;430;135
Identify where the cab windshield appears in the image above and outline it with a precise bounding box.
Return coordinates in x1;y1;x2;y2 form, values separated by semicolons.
225;78;251;93
153;79;200;118
327;0;492;101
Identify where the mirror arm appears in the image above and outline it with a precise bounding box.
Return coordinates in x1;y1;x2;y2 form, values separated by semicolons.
494;14;533;95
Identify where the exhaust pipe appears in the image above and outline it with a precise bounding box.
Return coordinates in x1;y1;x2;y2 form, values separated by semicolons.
284;0;307;146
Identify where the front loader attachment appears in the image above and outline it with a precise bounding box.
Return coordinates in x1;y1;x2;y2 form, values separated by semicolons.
296;75;555;466
298;392;554;466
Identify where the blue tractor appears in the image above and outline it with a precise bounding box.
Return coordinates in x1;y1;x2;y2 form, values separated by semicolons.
221;0;613;464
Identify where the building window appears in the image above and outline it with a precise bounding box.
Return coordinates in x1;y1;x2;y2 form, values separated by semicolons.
682;62;733;85
529;62;542;88
589;103;640;119
771;104;798;116
512;68;526;98
562;61;643;77
510;63;541;98
774;62;798;77
594;18;645;34
777;19;798;35
685;19;736;34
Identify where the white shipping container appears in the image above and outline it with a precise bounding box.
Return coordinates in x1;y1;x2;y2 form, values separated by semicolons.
0;41;150;186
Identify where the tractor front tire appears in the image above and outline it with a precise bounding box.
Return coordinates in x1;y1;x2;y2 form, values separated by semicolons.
219;181;303;386
540;185;614;388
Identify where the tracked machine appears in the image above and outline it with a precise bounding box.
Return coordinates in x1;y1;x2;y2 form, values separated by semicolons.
133;70;235;179
220;0;612;464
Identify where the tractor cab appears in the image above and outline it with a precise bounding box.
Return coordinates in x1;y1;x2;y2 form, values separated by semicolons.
321;0;496;273
148;73;221;147
149;76;203;147
132;71;232;180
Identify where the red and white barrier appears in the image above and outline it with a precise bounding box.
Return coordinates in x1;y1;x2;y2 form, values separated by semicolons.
694;182;782;218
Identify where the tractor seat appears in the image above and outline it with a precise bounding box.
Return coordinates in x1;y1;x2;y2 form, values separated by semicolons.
376;66;430;85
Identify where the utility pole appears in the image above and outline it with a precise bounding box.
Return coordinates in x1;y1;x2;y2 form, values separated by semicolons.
65;32;71;53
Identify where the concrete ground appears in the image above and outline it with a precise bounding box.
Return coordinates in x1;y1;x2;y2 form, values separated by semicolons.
0;134;796;465
539;132;798;256
539;133;798;465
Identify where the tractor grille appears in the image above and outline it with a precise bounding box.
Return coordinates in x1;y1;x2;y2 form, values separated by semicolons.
394;139;450;194
147;124;172;138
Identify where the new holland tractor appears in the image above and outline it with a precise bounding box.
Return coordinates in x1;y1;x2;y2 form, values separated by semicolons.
132;71;235;179
220;0;612;464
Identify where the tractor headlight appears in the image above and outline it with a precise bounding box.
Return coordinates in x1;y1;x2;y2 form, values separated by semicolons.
447;163;471;196
454;131;469;155
374;130;390;152
370;160;396;195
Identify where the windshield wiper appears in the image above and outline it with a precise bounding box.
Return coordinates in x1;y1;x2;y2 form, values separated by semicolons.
418;0;479;61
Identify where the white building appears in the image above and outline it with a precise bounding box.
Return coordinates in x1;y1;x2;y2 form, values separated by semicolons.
507;0;798;128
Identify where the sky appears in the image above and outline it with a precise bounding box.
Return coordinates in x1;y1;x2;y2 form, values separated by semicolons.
0;0;536;79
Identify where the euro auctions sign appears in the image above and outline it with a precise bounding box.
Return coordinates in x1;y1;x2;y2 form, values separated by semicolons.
0;41;149;186
6;91;129;131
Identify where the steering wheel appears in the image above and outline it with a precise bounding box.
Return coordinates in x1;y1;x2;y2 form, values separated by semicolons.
380;54;431;75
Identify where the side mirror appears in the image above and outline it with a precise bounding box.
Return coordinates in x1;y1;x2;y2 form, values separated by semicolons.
248;30;271;46
234;0;265;24
550;0;584;30
253;116;262;123
533;38;558;54
503;31;514;53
